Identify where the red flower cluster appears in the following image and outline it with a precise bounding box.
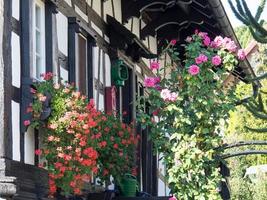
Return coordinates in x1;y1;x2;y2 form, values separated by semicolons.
30;73;138;196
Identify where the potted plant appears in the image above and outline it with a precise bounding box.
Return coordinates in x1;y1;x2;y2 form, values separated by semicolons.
91;112;139;196
25;74;101;198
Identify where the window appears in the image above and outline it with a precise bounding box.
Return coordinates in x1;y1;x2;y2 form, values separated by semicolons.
75;34;88;94
32;0;45;79
68;17;95;97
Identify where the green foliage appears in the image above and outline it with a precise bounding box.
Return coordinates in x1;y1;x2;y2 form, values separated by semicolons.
234;26;252;48
227;158;267;200
228;0;267;43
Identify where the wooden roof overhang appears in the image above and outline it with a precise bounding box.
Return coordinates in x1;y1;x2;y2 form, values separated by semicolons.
120;0;256;82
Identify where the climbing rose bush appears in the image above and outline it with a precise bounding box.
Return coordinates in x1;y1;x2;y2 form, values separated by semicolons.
140;31;245;199
26;74;137;197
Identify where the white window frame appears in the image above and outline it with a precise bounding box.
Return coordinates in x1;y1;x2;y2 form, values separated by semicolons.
32;0;46;80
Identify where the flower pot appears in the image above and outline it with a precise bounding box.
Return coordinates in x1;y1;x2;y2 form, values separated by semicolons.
118;174;138;197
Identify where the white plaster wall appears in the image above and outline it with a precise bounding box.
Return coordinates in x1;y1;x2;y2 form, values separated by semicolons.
56;12;68;56
86;0;92;7
92;0;101;17
105;53;111;87
91;22;103;37
103;0;113;22
25;127;35;165
11;32;21;88
124;19;131;31
93;46;99;79
12;0;20;20
100;50;103;83
113;0;122;23
158;179;166;196
75;5;88;23
64;0;72;7
11;101;20;161
149;36;157;54
132;17;140;38
99;93;104;111
60;66;68;82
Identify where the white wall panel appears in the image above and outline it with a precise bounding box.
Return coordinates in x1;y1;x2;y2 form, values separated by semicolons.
93;46;99;79
103;0;113;22
113;0;122;23
105;53;111;87
91;22;103;37
25;128;35;165
11;32;21;88
56;12;68;56
149;36;157;54
75;5;88;23
60;66;68;82
99;93;104;111
11;101;20;161
100;50;103;83
64;0;72;7
124;19;131;31
92;0;101;17
158;179;166;196
132;17;140;38
12;0;20;20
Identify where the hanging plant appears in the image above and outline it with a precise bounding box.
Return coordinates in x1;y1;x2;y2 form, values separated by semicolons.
24;73;138;197
138;31;245;199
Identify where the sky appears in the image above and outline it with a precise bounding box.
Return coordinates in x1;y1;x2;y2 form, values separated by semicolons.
221;0;267;28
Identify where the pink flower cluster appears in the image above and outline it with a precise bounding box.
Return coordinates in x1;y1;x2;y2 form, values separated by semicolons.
195;54;208;64
198;31;211;46
188;65;200;75
144;77;161;88
211;55;222;66
150;61;160;70
212;36;237;52
160;89;178;102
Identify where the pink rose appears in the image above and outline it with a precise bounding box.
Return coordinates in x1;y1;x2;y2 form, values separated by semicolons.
212;55;222;66
198;32;208;38
185;36;192;42
195;54;208;64
24;120;31;126
150;61;160;70
144;77;156;88
203;36;211;46
169;196;177;200
213;36;224;48
170;39;177;45
225;40;237;52
237;49;246;60
30;88;36;94
169;92;178;102
188;65;200;75
160;89;171;101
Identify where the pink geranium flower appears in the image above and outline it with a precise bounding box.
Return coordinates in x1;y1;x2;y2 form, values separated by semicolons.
195;54;208;64
237;49;246;60
225;40;237;52
144;77;156;88
188;65;200;75
150;61;160;70
212;55;222;66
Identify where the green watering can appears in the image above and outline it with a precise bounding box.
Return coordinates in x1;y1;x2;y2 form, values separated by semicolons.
118;173;139;197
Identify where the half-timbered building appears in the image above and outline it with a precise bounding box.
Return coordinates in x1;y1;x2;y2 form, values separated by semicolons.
0;0;255;199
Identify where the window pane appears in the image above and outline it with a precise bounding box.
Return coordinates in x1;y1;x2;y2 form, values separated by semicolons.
36;56;42;78
35;30;41;54
76;34;87;95
35;5;41;29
